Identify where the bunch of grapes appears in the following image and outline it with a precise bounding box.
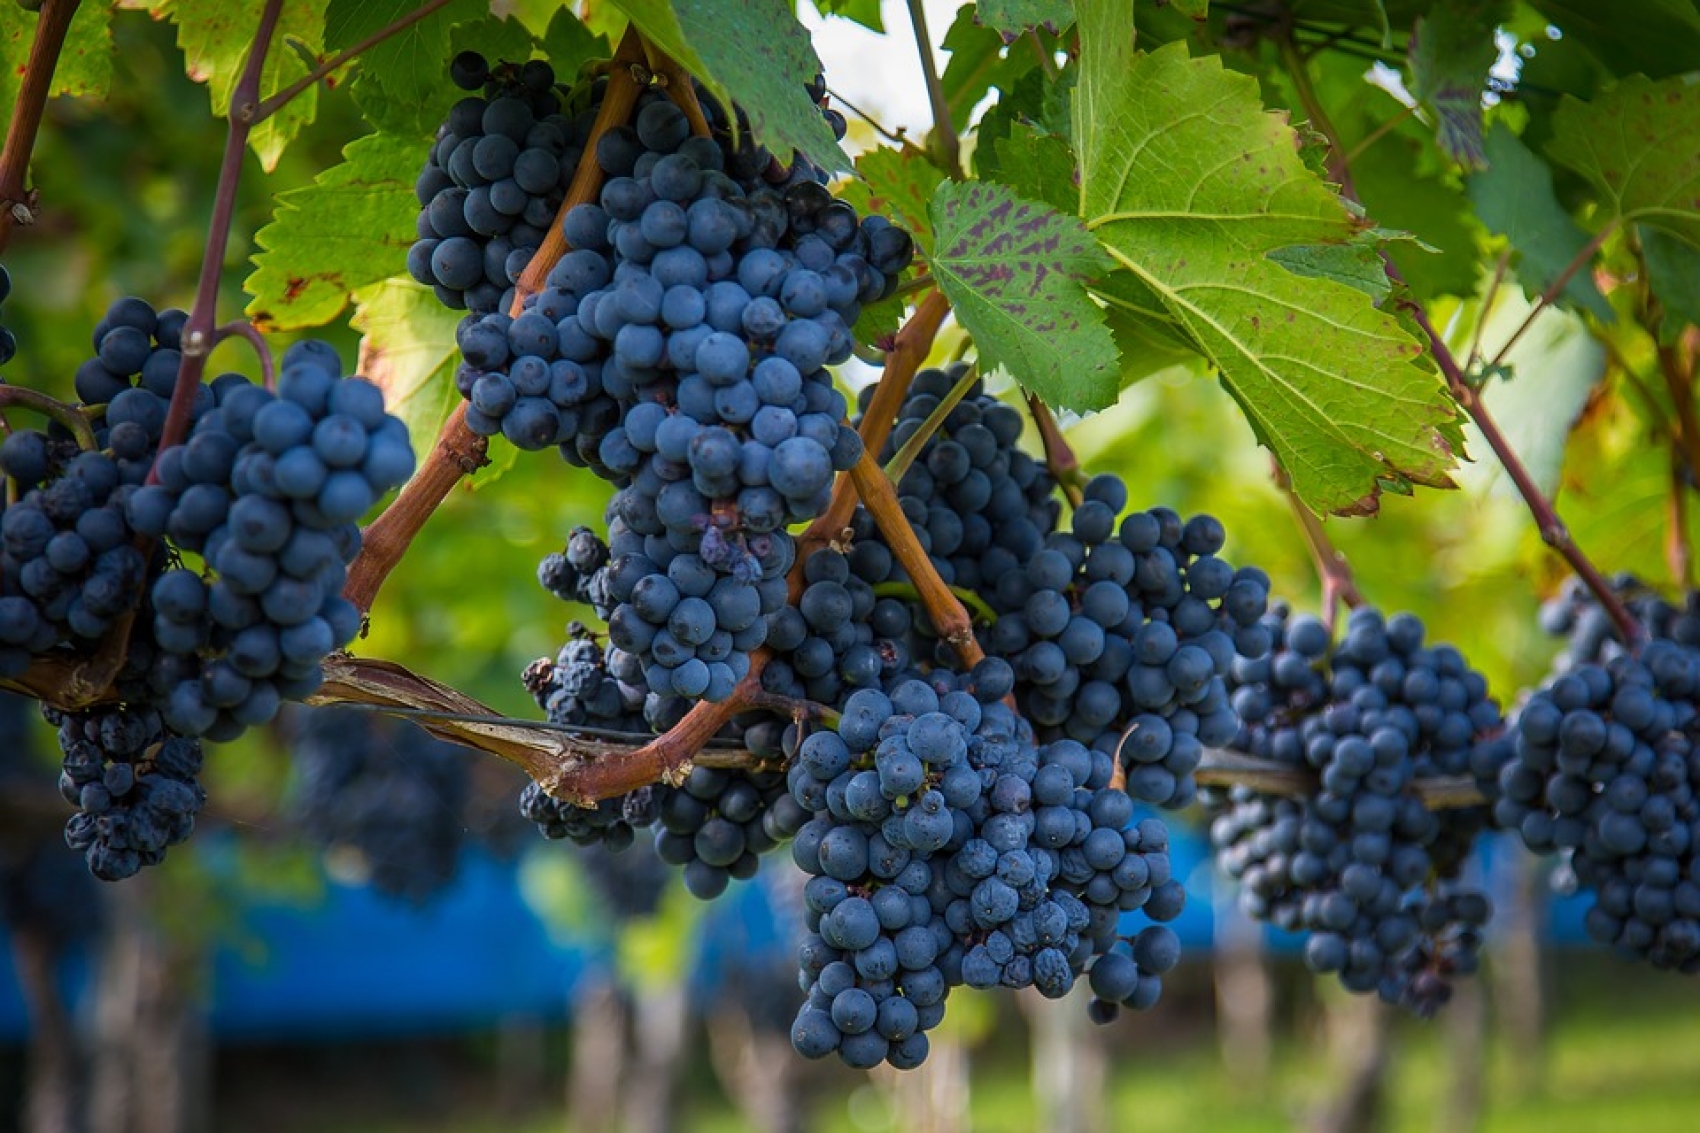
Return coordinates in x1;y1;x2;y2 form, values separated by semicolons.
1493;640;1700;971
127;341;414;740
1538;573;1700;672
53;702;205;881
0;291;419;881
1208;605;1507;1013
410;52;598;313
285;706;471;903
785;662;1183;1069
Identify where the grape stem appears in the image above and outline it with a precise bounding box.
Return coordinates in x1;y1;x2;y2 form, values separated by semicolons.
849;448;983;666
1197;748;1487;810
1275;26;1644;650
1485;221;1617;372
1026;393;1087;508
805;287;950;553
743;688;843;730
0;385;97;451
1668;455;1692;589
342;27;651;618
0;0;81;252
873;580;997;626
642;41;712;138
882;362;977;483
1274;461;1364;633
252;0;460;123
824;86;914;150
150;0;285;477
905;0;961;179
214;319;276;391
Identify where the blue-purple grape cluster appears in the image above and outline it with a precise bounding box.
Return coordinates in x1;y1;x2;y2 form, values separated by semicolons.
785;661;1183;1069
517;615;805;892
1538;573;1700;672
862;364;1061;596
52;702;205;881
285;705;471;903
0;298;206;677
1209;605;1507;1013
128;342;414;740
448;76;912;705
1494;640;1700;972
0;295;417;881
410;52;595;313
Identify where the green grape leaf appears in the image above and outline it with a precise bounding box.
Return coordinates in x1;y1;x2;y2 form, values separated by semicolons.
1166;0;1210;16
611;0;847;172
325;0;487;138
540;6;605;69
1547;74;1700;246
1267;242;1393;303
975;65;1072;185
1407;0;1505;169
988;123;1077;216
1076;3;1458;516
976;0;1074;36
245;133;422;332
835;146;944;253
810;0;884;32
940;4;1038;134
140;0;327;170
853;289;907;346
1468;123;1611;321
455;14;543;70
350;278;464;472
1640;227;1700;343
0;3;113;110
1528;0;1700;80
1349;137;1480;301
925;179;1118;411
1093;271;1204;385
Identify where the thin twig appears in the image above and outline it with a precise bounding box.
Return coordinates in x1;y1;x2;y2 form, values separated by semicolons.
253;0;458;123
1026;30;1060;80
883;363;977;482
873;580;997;625
1465;250;1511;370
1486;222;1617;371
214;319;276;391
1196;748;1486;810
905;0;961;179
824;86;911;148
150;0;285;474
0;0;82;252
0;385;96;450
1275;461;1364;633
1340;103;1418;167
1026;394;1086;508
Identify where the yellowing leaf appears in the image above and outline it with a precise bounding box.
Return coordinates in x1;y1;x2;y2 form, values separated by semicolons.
246;133;422;331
